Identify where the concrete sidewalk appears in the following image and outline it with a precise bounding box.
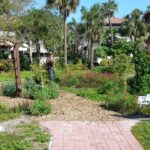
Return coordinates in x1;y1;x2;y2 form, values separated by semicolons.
40;120;143;150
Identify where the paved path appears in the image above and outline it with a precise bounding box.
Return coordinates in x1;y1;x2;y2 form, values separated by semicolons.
40;120;143;150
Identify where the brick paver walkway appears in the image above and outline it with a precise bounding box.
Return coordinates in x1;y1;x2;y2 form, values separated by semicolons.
40;120;143;150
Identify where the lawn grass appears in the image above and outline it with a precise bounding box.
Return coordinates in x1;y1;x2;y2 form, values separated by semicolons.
62;86;106;102
132;120;150;150
0;123;51;150
0;71;33;82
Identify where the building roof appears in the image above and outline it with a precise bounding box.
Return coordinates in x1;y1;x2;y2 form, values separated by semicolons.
105;17;126;25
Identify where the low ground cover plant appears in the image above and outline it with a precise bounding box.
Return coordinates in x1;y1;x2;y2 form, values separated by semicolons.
132;120;150;150
103;93;140;115
28;100;52;116
0;123;50;150
0;104;21;122
63;87;106;101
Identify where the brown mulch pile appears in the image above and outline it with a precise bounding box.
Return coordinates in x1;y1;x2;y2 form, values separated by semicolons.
42;91;124;122
0;96;33;109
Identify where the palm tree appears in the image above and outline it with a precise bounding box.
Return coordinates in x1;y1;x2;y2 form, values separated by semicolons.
81;4;105;69
143;6;150;54
46;0;79;65
102;0;117;44
121;9;147;42
143;6;150;33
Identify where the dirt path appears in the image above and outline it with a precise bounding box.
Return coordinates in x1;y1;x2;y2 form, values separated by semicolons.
42;91;123;122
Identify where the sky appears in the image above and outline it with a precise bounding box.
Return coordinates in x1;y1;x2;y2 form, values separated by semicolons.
35;0;150;22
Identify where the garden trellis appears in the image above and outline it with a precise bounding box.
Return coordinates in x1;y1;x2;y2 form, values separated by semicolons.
0;38;22;97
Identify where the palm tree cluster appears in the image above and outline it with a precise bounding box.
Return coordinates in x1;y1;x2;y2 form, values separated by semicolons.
45;0;150;68
120;6;150;51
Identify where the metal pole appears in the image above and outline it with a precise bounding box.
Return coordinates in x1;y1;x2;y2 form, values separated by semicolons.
13;42;22;97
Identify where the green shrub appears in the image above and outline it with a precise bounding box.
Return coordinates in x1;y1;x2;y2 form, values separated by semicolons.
92;65;114;73
34;83;59;100
104;93;140;115
129;50;150;94
42;83;59;99
0;51;9;59
2;81;16;97
31;64;49;85
29;100;51;116
140;104;150;116
23;78;41;99
99;80;124;95
0;59;13;72
20;53;31;71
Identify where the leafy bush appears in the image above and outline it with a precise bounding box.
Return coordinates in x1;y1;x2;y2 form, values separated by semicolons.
111;40;134;56
20;53;31;71
104;93;140;115
92;65;114;73
23;78;59;100
95;46;108;58
23;78;41;99
34;83;59;100
0;59;13;72
29;100;51;116
93;54;133;76
2;81;16;97
31;64;48;85
42;83;59;99
129;50;150;94
0;51;9;59
99;80;124;95
140;104;150;116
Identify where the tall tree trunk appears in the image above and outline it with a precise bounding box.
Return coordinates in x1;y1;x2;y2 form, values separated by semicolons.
90;39;94;69
88;39;91;61
109;13;113;45
36;41;41;63
64;12;67;65
28;41;33;63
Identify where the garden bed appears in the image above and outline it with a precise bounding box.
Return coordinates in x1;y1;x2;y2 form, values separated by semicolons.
0;116;51;150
